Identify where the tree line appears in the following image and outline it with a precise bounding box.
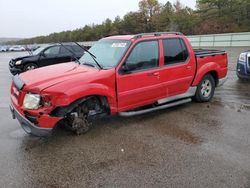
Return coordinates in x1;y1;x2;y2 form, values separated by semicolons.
14;0;250;45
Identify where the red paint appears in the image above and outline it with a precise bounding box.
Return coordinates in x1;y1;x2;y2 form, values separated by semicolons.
10;34;228;129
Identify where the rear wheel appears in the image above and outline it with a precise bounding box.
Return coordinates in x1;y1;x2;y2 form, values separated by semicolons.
24;63;38;71
193;74;215;102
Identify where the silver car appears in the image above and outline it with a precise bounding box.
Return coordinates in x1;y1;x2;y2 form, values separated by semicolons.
0;46;8;52
9;46;25;51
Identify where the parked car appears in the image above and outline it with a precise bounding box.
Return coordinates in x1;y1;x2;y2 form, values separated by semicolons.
25;44;41;52
10;32;228;136
9;43;85;75
237;51;250;80
9;46;25;51
0;46;8;52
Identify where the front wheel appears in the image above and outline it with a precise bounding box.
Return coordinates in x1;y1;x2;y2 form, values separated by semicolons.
193;74;215;102
67;103;92;135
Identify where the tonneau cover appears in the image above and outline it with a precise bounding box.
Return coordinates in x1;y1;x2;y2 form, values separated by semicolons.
194;49;226;57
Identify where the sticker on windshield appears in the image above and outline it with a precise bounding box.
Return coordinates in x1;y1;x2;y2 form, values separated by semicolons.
111;43;127;48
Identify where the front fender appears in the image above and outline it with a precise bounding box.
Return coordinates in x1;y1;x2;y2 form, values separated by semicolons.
49;83;117;113
22;56;39;65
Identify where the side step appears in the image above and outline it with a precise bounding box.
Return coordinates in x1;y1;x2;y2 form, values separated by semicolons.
119;98;192;117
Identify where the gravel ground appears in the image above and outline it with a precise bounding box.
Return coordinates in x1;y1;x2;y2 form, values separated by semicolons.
0;48;249;188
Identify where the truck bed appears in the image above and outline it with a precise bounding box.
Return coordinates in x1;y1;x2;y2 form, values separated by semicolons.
194;49;226;57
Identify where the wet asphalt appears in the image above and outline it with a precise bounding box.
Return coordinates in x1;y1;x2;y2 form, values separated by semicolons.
0;48;249;188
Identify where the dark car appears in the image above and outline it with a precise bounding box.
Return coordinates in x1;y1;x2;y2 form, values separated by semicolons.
9;43;84;75
237;51;250;80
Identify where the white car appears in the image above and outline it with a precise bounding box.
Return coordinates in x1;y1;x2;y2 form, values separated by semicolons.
9;46;25;51
0;46;8;52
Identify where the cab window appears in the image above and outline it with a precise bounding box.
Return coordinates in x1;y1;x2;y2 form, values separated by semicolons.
44;46;60;56
71;45;84;53
59;46;72;55
125;40;159;72
163;38;189;65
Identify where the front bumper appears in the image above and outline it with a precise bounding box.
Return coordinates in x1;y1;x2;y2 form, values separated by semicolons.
10;104;53;137
9;59;23;75
237;71;250;79
9;65;22;75
237;61;250;79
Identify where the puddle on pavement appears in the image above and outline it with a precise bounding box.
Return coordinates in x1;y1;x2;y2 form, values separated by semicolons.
213;74;250;112
212;99;250;112
164;126;202;144
152;115;203;145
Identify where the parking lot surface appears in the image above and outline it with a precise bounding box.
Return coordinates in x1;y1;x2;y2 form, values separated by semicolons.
0;48;250;188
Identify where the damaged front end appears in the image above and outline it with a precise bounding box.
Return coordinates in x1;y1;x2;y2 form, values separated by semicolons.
10;75;62;136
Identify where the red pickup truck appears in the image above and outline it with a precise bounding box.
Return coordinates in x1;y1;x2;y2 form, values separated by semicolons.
10;32;228;136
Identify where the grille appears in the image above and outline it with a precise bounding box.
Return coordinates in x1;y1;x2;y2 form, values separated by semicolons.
9;60;14;67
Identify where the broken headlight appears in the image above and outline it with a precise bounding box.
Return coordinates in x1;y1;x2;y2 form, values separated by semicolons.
23;93;41;110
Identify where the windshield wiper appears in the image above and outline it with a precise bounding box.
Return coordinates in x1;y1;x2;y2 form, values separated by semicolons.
58;43;81;64
74;42;103;70
82;62;95;68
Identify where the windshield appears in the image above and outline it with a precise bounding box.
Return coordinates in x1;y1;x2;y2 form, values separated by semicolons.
32;46;46;55
79;39;131;69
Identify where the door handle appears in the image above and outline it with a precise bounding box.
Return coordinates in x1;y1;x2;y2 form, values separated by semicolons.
186;66;192;70
147;72;160;76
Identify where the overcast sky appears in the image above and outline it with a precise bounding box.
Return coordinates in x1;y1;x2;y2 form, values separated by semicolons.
0;0;196;38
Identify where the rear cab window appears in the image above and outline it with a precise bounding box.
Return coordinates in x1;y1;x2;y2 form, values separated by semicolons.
71;45;84;53
163;38;189;65
59;45;72;55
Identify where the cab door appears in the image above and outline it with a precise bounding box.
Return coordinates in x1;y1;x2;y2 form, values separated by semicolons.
116;40;165;111
159;38;195;97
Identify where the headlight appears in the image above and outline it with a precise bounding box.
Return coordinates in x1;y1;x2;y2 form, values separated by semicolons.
239;53;246;62
23;93;41;109
15;60;22;65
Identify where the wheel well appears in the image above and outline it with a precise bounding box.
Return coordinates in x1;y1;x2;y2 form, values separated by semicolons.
50;95;110;117
207;71;218;86
23;62;38;68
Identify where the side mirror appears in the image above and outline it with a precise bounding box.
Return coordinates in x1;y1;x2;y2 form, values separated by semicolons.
122;61;137;73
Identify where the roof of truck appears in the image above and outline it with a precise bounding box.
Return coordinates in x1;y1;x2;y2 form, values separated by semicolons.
104;32;184;41
104;35;135;40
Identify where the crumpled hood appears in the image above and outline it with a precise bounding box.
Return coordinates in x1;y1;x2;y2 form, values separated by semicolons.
20;62;99;92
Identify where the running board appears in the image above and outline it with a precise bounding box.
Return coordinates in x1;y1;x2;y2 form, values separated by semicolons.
157;87;197;105
119;98;192;117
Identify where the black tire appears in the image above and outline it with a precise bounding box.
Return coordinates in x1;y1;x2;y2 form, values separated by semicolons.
193;74;215;102
23;63;38;71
